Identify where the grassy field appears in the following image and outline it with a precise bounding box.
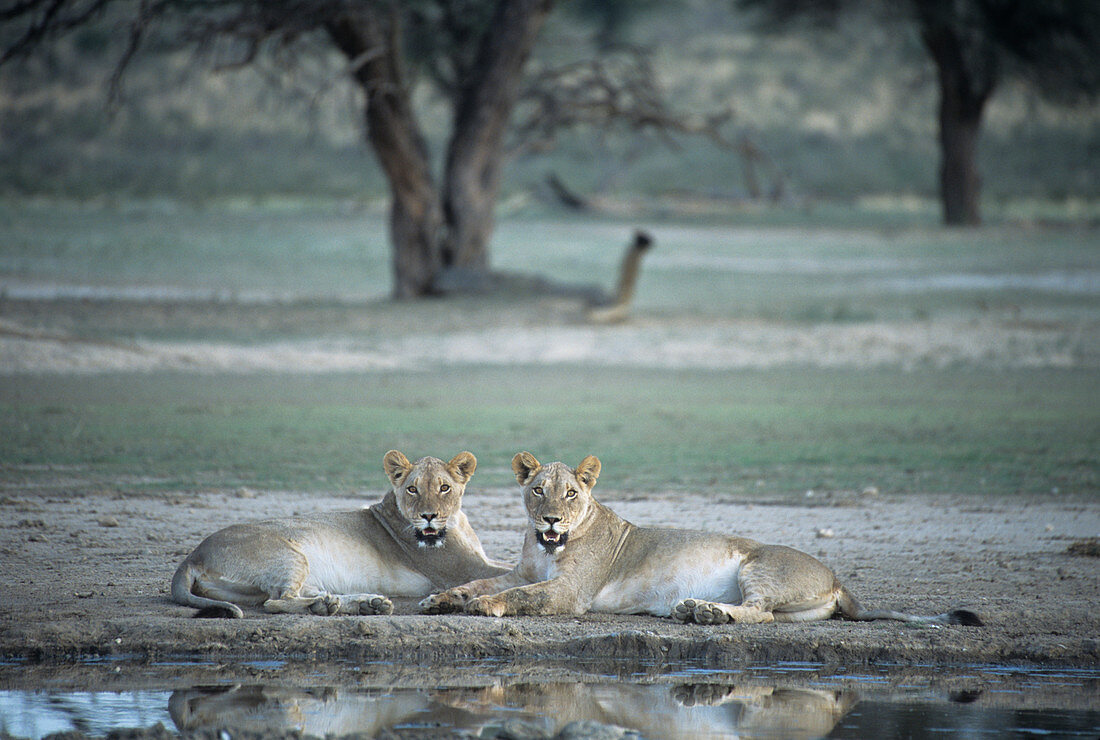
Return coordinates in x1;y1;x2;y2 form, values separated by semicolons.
1;202;1097;500
3;199;1098;324
2;366;1097;499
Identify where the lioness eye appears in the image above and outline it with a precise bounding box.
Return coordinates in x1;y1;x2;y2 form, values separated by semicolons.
566;489;577;499
440;484;450;493
406;485;418;495
532;486;543;496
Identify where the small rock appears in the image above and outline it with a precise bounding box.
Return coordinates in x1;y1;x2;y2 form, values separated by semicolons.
27;533;47;542
816;527;835;538
861;486;880;496
97;516;119;528
556;720;636;740
497;718;551;739
1066;538;1100;557
236;487;257;499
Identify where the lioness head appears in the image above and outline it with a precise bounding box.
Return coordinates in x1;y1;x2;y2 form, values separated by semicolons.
511;452;601;555
383;450;477;548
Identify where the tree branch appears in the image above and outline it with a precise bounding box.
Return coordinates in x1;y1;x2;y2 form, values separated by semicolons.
511;47;734;157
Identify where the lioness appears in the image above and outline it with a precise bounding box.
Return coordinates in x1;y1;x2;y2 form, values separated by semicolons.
172;450;509;618
420;452;981;626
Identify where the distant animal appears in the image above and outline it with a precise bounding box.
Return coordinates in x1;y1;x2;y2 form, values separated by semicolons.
421;452;982;627
586;230;654;323
172;450;509;618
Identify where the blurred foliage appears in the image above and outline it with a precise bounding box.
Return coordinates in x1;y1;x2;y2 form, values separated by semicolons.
0;0;1096;204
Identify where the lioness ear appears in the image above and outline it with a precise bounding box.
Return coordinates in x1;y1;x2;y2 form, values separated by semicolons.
511;452;541;485
383;450;413;487
575;455;601;488
447;451;477;484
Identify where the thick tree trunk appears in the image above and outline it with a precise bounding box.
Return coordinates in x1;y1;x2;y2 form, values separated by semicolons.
328;1;553;296
327;8;443;298
937;89;985;226
441;0;554;273
918;5;995;227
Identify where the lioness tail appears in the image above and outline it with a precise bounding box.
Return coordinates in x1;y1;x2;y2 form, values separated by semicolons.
171;561;245;619
836;586;982;626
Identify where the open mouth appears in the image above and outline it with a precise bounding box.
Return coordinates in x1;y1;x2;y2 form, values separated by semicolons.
536;529;568;552
415;526;446;547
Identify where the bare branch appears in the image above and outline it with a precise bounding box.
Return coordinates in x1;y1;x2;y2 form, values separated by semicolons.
511;46;734;157
1;0;113;65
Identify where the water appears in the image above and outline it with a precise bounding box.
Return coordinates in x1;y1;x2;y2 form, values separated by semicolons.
1;661;1097;739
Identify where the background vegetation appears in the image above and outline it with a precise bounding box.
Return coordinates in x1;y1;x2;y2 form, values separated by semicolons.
1;1;1096;504
2;2;1096;210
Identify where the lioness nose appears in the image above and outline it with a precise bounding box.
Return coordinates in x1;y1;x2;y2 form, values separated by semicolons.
543;515;561;524
421;512;437;522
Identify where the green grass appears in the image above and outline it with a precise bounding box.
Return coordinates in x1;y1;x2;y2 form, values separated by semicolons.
3;200;1098;325
1;367;1096;498
1;204;1096;500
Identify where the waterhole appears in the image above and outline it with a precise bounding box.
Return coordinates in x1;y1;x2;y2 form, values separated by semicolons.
1;660;1097;739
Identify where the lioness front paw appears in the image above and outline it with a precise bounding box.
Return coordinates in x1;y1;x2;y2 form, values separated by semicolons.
465;595;507;617
419;589;467;614
693;601;731;625
309;594;341;616
355;595;393;616
672;598;700;624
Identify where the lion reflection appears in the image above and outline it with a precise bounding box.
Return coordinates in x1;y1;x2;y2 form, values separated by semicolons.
169;680;857;739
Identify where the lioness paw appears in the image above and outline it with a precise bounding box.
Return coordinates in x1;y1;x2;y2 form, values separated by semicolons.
465;596;506;617
693;601;731;625
356;595;393;616
672;598;699;624
419;591;464;614
309;594;341;616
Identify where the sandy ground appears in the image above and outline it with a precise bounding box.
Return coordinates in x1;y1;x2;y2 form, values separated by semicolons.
1;482;1097;672
0;312;1092;373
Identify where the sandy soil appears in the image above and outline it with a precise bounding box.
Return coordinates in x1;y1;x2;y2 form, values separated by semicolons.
1;482;1097;671
0;312;1092;373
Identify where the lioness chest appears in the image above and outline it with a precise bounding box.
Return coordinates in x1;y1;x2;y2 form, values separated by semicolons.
287;513;435;596
588;530;748;616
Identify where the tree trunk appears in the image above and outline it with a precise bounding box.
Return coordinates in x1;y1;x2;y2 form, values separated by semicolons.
327;7;443;298
441;0;554;273
918;4;995;227
937;87;985;226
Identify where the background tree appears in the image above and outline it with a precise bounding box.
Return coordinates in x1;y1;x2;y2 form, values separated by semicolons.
2;0;720;296
739;0;1100;225
2;0;553;298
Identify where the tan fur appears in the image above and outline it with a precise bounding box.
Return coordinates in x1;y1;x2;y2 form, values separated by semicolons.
172;451;509;618
421;453;981;627
586;230;653;323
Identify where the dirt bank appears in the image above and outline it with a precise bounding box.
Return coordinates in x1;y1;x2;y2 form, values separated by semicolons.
2;484;1097;670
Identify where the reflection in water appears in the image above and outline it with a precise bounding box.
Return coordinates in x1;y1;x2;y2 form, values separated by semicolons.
4;666;1099;739
168;681;857;739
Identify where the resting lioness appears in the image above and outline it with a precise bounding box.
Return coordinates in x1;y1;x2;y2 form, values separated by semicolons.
172;450;509;618
420;452;981;626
